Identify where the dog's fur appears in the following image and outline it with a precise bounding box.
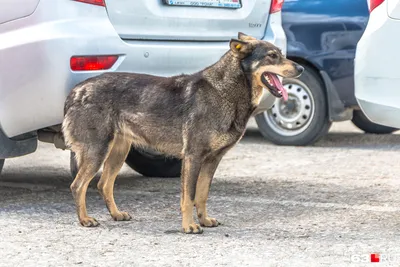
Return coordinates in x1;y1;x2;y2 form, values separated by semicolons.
62;33;303;233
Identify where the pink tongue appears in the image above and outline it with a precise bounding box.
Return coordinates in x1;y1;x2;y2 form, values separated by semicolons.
270;74;288;101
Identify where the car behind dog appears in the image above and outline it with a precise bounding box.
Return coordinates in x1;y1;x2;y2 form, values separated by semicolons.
0;0;286;177
255;0;397;146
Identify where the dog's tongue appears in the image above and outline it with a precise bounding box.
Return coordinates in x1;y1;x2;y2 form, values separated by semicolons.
270;74;288;101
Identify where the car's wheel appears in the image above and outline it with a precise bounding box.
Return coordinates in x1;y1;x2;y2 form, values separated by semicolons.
255;66;332;146
70;152;78;179
125;147;181;178
0;159;4;175
352;110;397;134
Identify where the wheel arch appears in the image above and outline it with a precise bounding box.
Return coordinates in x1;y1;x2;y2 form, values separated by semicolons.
287;56;352;122
287;57;324;86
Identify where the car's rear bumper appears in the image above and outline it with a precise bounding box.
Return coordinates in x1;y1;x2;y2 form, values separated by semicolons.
0;128;37;159
0;0;285;156
355;2;400;128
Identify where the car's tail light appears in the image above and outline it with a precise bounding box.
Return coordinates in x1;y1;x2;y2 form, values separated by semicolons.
70;56;118;71
369;0;385;12
270;0;284;13
73;0;105;7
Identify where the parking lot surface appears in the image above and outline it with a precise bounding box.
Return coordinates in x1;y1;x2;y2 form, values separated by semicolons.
1;120;400;267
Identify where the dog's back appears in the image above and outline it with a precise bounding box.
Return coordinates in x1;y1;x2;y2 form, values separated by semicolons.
63;72;193;159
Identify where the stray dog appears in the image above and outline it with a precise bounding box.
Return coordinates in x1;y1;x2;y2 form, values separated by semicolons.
62;32;304;234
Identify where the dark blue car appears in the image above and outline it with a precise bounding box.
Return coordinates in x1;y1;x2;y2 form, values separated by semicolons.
255;0;396;146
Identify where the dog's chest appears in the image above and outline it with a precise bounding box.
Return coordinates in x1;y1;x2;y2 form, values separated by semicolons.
251;86;264;107
209;131;243;151
208;115;248;150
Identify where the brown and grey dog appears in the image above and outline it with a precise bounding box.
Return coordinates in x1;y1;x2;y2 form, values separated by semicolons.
62;33;304;234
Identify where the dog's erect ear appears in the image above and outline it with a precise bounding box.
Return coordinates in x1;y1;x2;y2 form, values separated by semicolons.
238;32;257;41
230;39;253;58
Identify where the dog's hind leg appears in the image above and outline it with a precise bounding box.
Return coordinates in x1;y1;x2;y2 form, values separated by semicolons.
97;135;132;221
70;143;111;227
194;151;226;228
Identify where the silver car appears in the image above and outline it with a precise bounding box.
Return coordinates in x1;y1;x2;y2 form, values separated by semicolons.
0;0;286;177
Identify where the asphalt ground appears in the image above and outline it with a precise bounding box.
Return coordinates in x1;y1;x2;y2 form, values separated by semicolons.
1;120;400;267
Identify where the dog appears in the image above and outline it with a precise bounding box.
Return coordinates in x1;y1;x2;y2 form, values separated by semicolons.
62;32;304;234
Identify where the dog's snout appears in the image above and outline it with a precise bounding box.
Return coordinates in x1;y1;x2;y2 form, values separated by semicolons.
295;64;304;74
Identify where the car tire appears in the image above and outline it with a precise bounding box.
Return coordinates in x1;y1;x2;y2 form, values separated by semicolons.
352;110;397;134
125;147;181;178
0;159;4;176
255;66;332;146
70;152;78;179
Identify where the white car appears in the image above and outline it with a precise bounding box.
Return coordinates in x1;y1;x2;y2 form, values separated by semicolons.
355;0;400;128
0;0;286;177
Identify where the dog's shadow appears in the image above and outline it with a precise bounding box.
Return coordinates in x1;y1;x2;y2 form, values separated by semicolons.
0;171;393;227
0;168;389;208
1;162;398;238
242;128;400;150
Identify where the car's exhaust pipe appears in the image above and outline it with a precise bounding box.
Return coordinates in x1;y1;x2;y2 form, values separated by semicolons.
37;130;67;150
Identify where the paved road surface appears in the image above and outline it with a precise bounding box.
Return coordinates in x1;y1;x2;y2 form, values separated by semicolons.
1;120;400;267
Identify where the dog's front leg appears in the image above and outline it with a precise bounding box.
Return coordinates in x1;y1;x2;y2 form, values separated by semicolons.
180;154;203;234
195;153;225;228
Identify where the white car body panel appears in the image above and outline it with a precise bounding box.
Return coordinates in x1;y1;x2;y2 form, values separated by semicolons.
355;0;400;128
388;0;400;19
0;0;40;24
105;0;272;41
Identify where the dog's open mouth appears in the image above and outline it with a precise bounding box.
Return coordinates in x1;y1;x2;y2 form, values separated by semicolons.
261;73;288;101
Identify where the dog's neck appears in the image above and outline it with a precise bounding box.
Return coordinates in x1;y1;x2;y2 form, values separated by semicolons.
200;51;260;132
202;51;264;114
202;51;252;105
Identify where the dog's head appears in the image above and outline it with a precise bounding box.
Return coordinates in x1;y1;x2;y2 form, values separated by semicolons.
230;32;304;101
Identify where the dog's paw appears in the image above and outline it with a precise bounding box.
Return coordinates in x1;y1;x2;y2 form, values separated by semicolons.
80;217;100;227
112;211;132;221
182;223;203;234
200;217;220;227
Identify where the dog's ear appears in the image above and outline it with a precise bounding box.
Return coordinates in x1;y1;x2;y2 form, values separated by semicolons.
230;39;253;58
238;32;257;41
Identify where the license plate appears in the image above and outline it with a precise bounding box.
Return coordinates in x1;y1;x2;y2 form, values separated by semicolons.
163;0;242;9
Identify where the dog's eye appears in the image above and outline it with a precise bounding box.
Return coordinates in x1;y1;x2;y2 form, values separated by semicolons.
269;53;278;59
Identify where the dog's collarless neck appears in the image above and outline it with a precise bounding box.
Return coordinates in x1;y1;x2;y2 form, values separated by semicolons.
202;52;251;103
